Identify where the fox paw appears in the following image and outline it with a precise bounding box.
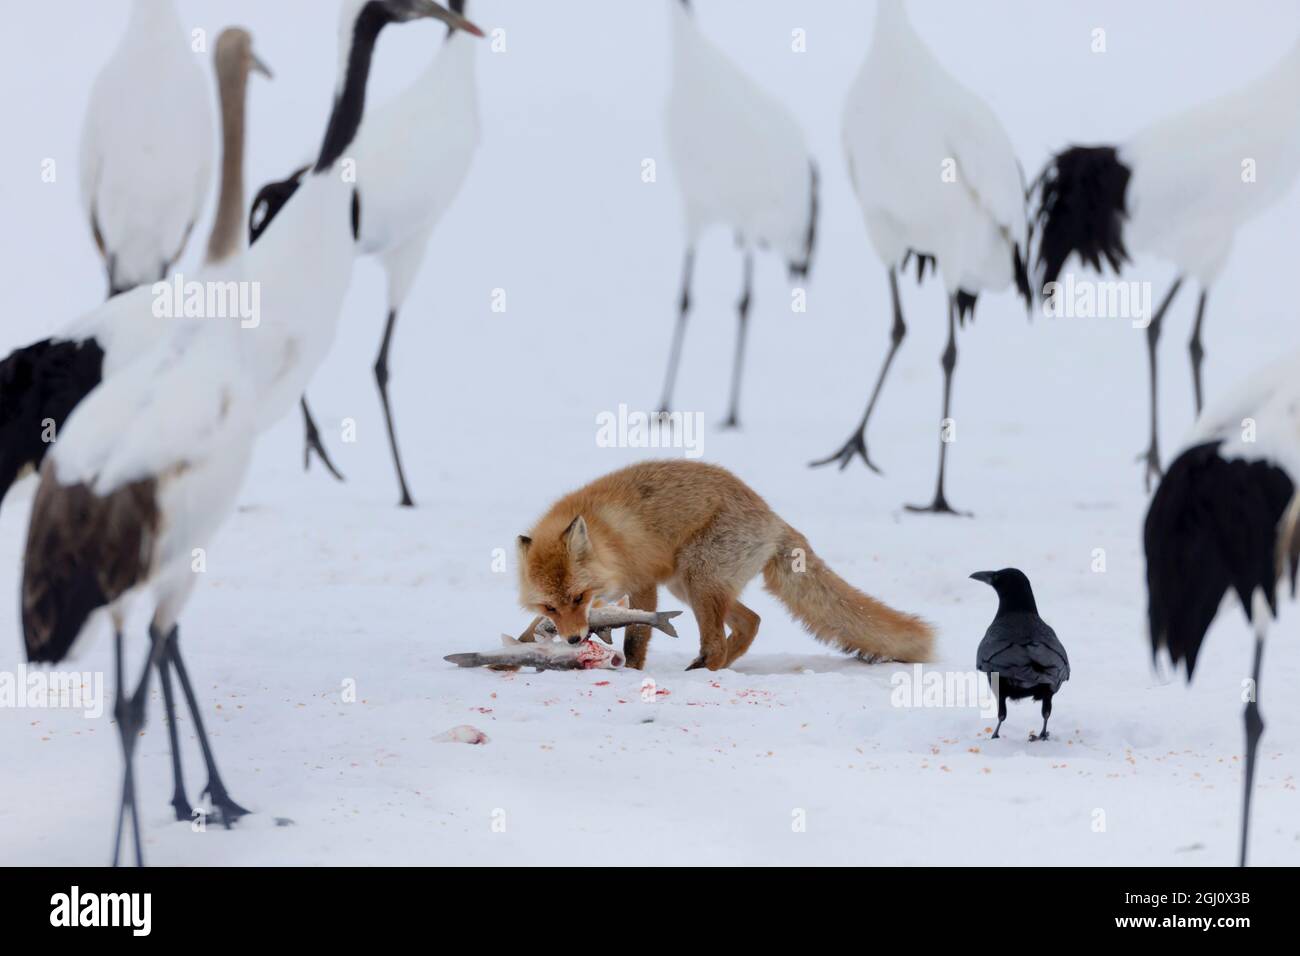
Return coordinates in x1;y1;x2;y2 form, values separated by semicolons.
686;653;726;671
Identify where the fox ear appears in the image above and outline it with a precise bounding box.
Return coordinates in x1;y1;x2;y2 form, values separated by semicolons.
517;535;532;560
563;516;590;558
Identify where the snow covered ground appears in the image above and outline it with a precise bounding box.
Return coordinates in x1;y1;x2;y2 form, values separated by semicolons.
1;0;1299;866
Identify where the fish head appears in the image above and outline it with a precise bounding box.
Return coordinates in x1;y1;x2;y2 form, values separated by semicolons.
577;638;624;669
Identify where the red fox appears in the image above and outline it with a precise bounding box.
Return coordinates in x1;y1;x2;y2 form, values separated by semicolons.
517;460;934;670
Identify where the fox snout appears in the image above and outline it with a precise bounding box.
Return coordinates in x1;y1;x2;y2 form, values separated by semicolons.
546;607;590;643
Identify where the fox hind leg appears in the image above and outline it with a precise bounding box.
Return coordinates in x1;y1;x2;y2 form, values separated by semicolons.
685;586;730;671
723;601;760;667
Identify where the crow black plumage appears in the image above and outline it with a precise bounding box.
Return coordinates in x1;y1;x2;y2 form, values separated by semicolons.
972;568;1069;740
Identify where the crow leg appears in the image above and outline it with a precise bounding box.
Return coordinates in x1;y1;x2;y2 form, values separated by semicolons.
991;684;1008;740
1032;693;1053;741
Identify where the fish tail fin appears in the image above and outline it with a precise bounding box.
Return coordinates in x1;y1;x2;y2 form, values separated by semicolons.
654;610;682;638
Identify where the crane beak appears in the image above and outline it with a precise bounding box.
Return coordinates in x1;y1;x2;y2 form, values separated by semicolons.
250;51;273;80
415;1;486;37
969;571;995;585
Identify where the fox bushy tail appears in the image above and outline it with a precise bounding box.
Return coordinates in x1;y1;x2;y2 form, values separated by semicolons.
762;523;934;662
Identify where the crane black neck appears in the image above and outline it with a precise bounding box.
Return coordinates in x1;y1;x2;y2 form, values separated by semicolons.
449;0;467;36
314;1;393;174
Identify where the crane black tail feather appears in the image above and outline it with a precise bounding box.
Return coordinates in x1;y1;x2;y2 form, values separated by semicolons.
1144;442;1295;678
0;338;104;512
1031;144;1132;295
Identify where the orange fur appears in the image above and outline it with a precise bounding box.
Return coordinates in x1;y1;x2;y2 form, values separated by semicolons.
518;460;934;670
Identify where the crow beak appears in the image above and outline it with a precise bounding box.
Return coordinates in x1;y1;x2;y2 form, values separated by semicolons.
969;571;995;585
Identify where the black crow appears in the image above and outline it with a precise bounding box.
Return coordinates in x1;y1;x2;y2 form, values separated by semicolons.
972;569;1070;740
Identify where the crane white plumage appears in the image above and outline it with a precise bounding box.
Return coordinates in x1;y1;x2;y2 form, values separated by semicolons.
1144;349;1300;866
812;0;1031;514
79;0;214;298
21;0;484;867
1033;36;1300;489
0;30;269;515
250;0;482;506
658;0;819;428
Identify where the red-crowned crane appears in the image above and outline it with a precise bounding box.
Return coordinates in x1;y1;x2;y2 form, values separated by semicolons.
658;0;819;429
249;0;482;506
1144;350;1300;866
0;33;268;513
810;0;1031;515
1034;37;1300;489
21;0;482;866
80;0;214;297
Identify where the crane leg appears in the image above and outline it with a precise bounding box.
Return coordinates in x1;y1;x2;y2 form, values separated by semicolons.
1137;277;1183;491
111;626;172;867
167;628;250;828
1188;288;1209;415
811;266;906;472
301;396;346;482
1240;629;1266;867
375;309;415;508
658;246;695;416
907;297;967;515
721;251;754;429
156;648;195;822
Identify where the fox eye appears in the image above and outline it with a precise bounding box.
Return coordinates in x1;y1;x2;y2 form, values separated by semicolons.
572;594;584;606
542;605;556;615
